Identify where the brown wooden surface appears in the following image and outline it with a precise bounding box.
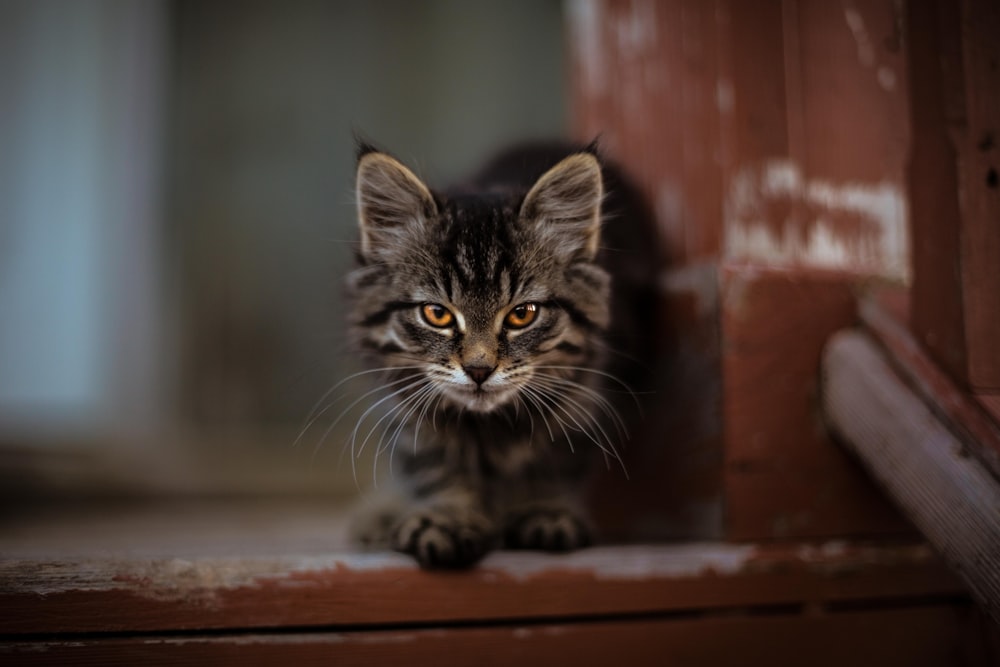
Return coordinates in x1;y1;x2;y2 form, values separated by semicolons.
0;498;961;636
956;0;1000;389
720;265;912;541
572;0;909;277
908;0;1000;390
3;605;993;667
979;394;1000;428
861;292;1000;481
0;540;960;636
569;0;725;264
823;330;1000;624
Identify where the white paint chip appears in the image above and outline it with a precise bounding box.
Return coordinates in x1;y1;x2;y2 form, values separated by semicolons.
844;7;876;67
724;160;909;280
877;66;897;91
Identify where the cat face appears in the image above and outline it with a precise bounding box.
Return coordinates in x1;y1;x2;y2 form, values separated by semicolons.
348;148;610;414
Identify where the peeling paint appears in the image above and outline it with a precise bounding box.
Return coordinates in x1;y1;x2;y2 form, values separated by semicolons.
566;0;605;97
877;66;897;91
661;263;719;320
481;543;757;581
724;160;908;280
613;0;657;57
716;79;735;114
1;544;759;600
0;552;413;599
844;7;876;67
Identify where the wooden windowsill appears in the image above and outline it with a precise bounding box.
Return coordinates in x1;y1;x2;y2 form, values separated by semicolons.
0;498;965;638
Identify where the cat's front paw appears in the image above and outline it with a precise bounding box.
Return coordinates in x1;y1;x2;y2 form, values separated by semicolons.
392;508;496;569
504;508;591;552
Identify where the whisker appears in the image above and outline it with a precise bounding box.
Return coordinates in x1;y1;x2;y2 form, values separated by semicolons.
531;373;630;442
533;365;644;415
348;376;430;486
314;371;425;462
295;365;425;448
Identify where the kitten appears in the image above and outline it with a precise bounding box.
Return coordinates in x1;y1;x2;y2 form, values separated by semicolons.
345;141;656;568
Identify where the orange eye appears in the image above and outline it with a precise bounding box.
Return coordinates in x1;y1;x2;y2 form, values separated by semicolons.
421;303;454;328
505;303;539;329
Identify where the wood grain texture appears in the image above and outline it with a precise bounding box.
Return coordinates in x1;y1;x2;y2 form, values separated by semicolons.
2;606;992;667
0;538;961;636
978;394;1000;428
717;0;909;277
956;0;1000;389
860;294;1000;481
721;264;912;540
823;330;1000;623
568;0;725;263
907;0;1000;390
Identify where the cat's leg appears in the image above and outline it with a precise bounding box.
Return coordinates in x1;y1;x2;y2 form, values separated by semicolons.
348;485;408;550
502;493;593;552
392;484;497;569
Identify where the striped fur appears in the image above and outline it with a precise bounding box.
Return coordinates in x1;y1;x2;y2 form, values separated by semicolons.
347;145;628;568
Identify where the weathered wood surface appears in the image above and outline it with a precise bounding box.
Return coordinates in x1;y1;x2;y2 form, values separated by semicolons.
861;293;1000;481
3;606;993;667
0;539;960;636
908;0;1000;390
0;498;961;635
721;265;912;540
569;0;909;278
823;330;1000;624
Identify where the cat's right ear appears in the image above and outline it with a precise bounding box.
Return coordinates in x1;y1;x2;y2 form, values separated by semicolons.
356;152;437;261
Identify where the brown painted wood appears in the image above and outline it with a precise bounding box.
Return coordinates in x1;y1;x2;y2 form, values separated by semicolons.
2;605;990;667
715;0;909;276
978;394;1000;428
569;0;725;264
908;0;1000;390
0;539;961;636
956;0;1000;389
823;330;1000;624
860;294;1000;481
721;265;912;540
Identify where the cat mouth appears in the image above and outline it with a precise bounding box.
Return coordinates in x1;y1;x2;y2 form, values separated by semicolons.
448;384;518;413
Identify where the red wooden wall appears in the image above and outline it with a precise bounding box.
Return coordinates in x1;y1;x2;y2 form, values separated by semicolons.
569;0;919;542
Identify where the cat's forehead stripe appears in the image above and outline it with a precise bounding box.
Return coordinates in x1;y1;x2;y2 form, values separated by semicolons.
443;199;518;297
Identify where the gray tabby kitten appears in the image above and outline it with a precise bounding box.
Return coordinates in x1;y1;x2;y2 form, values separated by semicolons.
347;142;649;569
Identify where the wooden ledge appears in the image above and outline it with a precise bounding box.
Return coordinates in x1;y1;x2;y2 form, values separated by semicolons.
822;327;1000;624
1;536;962;636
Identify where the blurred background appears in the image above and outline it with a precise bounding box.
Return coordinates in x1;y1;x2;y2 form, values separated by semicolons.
0;0;569;499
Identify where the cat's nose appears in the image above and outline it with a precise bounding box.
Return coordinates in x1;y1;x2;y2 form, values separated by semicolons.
463;364;495;386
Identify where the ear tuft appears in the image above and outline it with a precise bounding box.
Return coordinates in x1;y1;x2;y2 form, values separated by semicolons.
356;152;437;261
519;153;603;262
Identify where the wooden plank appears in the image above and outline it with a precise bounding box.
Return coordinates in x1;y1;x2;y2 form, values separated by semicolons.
907;0;1000;389
957;0;1000;389
978;394;1000;428
795;0;909;184
1;606;989;667
721;264;912;540
860;294;1000;481
822;330;1000;624
719;0;909;278
568;0;725;263
0;540;961;636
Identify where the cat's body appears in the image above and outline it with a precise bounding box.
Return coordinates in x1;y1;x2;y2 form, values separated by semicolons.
346;142;658;568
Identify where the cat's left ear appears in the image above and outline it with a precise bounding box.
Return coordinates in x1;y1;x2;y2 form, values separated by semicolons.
356;151;438;262
519;152;603;262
